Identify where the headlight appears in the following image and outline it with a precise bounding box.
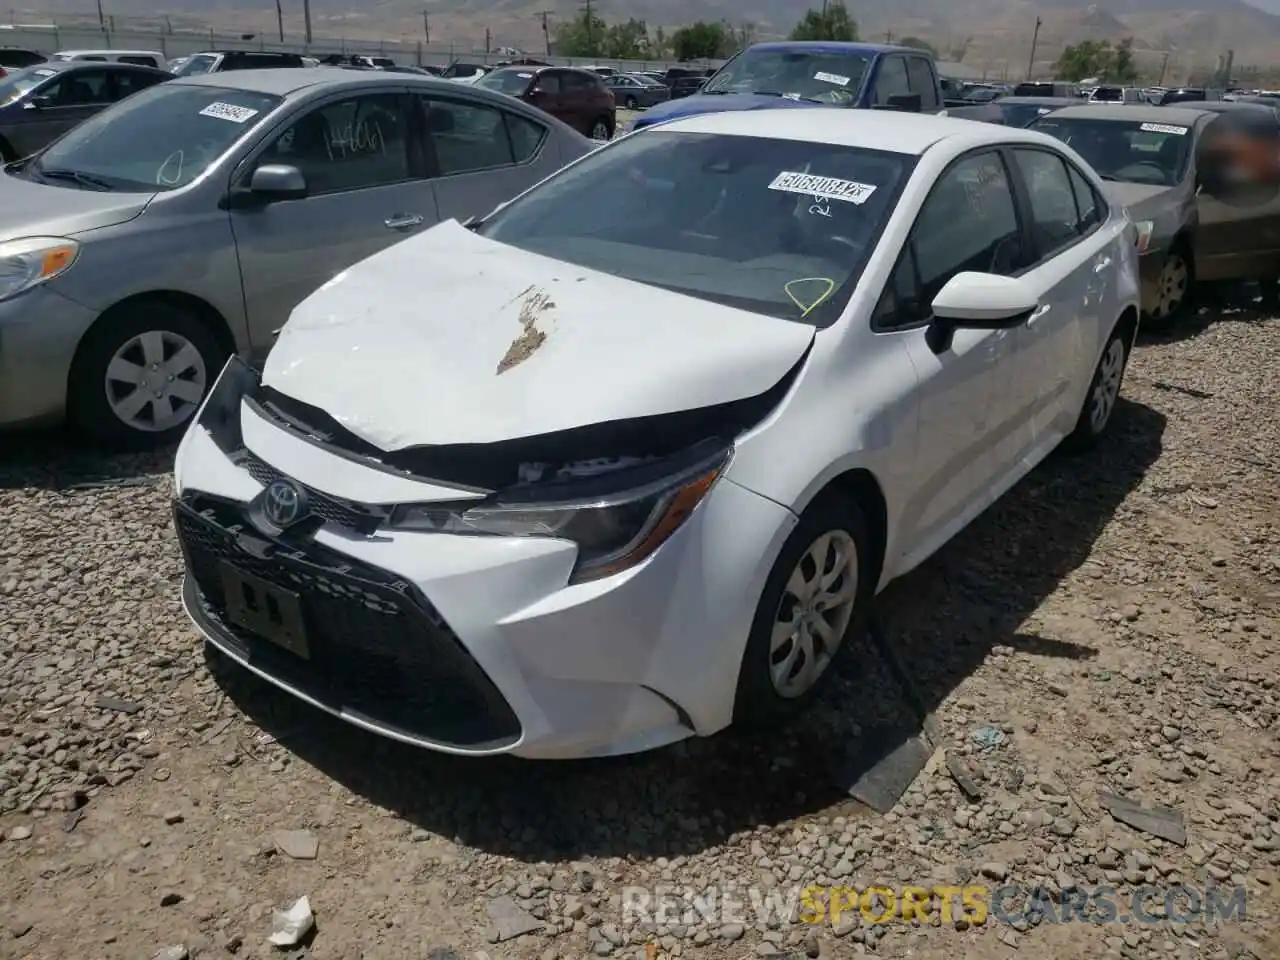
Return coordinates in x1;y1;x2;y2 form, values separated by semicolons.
0;237;80;302
391;444;731;584
1133;220;1155;255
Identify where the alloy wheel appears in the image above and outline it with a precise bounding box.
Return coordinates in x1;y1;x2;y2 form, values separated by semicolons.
1150;253;1189;321
769;530;859;698
590;120;611;141
1090;337;1126;434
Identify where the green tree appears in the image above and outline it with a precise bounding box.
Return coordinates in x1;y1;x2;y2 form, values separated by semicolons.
899;36;937;57
601;18;651;59
1054;39;1110;81
789;2;858;42
554;10;608;57
670;21;730;60
1108;37;1138;83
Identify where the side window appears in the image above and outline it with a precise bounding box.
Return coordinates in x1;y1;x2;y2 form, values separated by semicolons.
905;58;939;110
421;97;516;176
256;93;410;195
913;152;1026;302
1067;163;1105;233
873;56;910;105
1011;149;1081;257
534;71;561;94
504;111;546;163
119;55;160;67
42;70;113;105
873;246;927;329
113;69;164;99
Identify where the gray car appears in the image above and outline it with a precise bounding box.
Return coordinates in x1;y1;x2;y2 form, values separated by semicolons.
0;68;593;448
1029;103;1280;325
603;74;670;110
0;61;172;161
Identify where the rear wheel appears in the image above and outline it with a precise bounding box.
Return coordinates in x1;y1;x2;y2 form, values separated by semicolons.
67;301;229;451
624;96;638;110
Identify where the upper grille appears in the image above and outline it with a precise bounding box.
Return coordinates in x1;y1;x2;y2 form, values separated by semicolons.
237;450;390;534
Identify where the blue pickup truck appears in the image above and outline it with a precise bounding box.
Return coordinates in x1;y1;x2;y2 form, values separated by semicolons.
628;41;944;132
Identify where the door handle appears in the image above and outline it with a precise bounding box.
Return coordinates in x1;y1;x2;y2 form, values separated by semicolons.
384;213;424;230
1093;257;1112;273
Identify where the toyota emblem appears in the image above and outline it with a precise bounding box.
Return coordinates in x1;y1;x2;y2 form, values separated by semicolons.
262;479;306;527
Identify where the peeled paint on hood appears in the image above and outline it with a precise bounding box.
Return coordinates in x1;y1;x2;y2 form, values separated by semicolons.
262;219;815;452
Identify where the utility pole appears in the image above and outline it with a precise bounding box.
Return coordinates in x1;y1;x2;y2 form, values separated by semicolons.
96;0;105;29
582;0;593;52
276;0;284;42
485;25;491;53
1158;51;1169;85
302;0;312;45
1025;15;1041;80
422;10;429;42
884;29;892;43
538;10;552;56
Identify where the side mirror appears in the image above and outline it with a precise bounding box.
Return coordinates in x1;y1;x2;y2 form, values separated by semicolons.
24;95;52;111
926;272;1038;352
249;163;308;200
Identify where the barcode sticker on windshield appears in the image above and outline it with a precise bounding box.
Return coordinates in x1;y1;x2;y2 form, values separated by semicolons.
1140;122;1188;135
199;102;260;123
813;71;850;86
768;171;876;205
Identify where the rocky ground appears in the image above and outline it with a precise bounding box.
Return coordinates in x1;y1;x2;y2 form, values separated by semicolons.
1;297;1278;960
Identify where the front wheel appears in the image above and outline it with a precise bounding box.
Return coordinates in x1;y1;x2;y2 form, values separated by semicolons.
1143;248;1191;328
67;301;228;451
1060;325;1131;453
734;494;873;726
589;117;613;141
624;96;638;110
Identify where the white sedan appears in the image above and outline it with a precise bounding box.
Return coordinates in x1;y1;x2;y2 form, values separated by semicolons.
172;109;1140;760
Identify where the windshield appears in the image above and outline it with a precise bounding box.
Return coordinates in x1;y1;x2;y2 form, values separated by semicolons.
1000;102;1061;127
173;54;218;77
30;83;281;191
477;69;534;95
478;130;912;324
1092;86;1124;102
0;66;55;105
701;48;870;104
1029;116;1193;186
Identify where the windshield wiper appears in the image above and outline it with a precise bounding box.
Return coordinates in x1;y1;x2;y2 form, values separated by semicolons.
1096;173;1121;182
36;167;113;191
754;90;823;103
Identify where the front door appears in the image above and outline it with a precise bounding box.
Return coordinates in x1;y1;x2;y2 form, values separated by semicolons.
1194;110;1280;281
229;89;438;356
7;67;113;155
872;149;1034;566
415;93;564;224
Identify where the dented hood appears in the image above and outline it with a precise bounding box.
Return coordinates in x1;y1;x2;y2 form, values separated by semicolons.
262;220;816;451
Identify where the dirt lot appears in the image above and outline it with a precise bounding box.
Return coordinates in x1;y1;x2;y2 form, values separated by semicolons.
1;298;1278;960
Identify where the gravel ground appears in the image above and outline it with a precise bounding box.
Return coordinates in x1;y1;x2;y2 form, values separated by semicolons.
2;296;1279;960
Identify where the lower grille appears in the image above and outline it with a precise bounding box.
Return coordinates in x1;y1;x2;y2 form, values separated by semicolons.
174;495;521;750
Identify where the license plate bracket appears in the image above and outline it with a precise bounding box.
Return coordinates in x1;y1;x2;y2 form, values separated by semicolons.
218;561;310;660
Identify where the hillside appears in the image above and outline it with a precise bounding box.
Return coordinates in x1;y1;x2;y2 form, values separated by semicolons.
14;0;1280;73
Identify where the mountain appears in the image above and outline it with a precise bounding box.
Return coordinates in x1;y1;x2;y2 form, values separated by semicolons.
15;0;1280;74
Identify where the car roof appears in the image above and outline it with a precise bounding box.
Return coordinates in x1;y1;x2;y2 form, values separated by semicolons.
22;60;159;74
660;107;1069;156
747;40;913;56
998;96;1080;105
1048;104;1208;124
172;66;495;97
54;48;163;55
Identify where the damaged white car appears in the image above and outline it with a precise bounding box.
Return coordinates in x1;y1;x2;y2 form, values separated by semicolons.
173;109;1140;760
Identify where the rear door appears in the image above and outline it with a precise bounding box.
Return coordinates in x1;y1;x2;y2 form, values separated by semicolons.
558;71;598;135
108;66;168;102
1195;110;1280;280
8;67;113;155
527;69;570;125
415;92;561;223
229;87;437;353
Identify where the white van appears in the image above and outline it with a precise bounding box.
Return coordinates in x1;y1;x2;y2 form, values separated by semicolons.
50;49;167;69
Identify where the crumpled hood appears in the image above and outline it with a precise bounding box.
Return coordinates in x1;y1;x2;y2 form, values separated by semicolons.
262;220;816;452
0;168;151;239
634;93;818;129
1101;180;1185;222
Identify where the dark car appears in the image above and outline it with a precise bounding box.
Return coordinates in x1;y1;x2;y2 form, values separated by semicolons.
172;51;306;77
943;95;1080;127
1013;80;1082;98
603;73;670;110
439;62;487;81
668;75;706;99
0;47;45;78
957;82;1011;104
1029;103;1280;325
0;61;171;161
476;66;616;140
1157;87;1223;105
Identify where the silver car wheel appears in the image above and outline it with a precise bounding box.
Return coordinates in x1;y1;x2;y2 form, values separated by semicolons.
1090;337;1126;433
590;119;611;141
105;329;208;433
1150;253;1189;320
769;530;858;698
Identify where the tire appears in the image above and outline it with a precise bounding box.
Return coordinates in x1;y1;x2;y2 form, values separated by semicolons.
1060;323;1131;454
1142;244;1192;329
0;138;13;163
589;116;613;141
733;492;873;726
624;96;638;110
67;301;228;452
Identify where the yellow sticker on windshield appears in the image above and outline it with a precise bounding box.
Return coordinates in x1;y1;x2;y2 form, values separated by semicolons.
785;278;837;317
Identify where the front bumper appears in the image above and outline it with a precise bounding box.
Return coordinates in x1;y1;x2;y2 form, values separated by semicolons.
0;285;99;429
173;381;796;760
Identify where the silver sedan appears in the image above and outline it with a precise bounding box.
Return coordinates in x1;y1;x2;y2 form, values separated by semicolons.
0;68;593;448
